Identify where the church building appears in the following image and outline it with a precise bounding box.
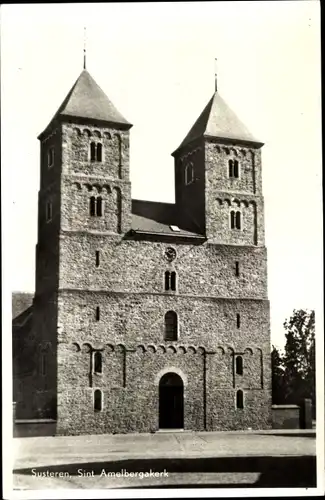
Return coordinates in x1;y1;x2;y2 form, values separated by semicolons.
13;58;272;435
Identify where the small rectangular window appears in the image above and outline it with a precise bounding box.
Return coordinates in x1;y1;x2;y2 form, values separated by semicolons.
47;147;54;168
46;201;52;222
235;261;240;277
236;313;241;329
96;251;100;268
41;353;46;376
96;306;100;321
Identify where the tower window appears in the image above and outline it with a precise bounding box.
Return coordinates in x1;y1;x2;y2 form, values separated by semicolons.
170;271;177;291
236;390;244;409
41;353;46;376
236;313;241;329
47;147;54;168
95;251;100;267
185;162;194;185
96;197;103;217
90;196;96;216
228;159;239;178
95;306;100;321
164;311;178;341
97;143;103;162
90;142;96;161
235;261;240;277
165;271;170;291
94;389;102;411
230;210;241;230
236;356;243;375
164;271;177;292
90;196;103;217
94;352;102;374
46;201;52;222
90;142;103;162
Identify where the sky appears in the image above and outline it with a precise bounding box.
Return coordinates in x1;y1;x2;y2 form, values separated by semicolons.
1;1;322;349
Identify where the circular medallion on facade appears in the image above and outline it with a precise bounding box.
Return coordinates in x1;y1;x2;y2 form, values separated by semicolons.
165;247;177;262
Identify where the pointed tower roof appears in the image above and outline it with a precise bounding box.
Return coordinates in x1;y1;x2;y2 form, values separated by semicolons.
172;91;263;155
39;69;132;139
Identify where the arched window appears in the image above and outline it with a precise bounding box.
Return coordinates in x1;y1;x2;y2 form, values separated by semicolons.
90;142;96;161
236;211;241;229
234;159;239;178
185;162;194;185
236;313;241;329
230;210;241;230
90;196;96;216
94;389;102;411
165;271;170;291
46;201;52;222
230;210;235;229
229;159;239;178
41;353;46;376
236;390;244;409
165;311;178;341
228;159;234;177
236;356;243;375
96;197;103;217
96;143;103;162
164;271;177;292
171;271;177;291
94;352;102;374
47;147;54;168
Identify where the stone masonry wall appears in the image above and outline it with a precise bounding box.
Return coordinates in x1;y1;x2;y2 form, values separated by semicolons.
60;176;131;234
55;287;271;434
60;122;132;235
204;139;264;244
57;290;270;349
205;141;262;195
61;122;130;181
58;235;268;299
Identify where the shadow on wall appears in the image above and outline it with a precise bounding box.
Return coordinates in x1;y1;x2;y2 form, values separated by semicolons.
14;456;316;488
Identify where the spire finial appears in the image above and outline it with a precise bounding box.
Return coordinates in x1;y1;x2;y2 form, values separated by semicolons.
83;27;87;70
214;57;218;92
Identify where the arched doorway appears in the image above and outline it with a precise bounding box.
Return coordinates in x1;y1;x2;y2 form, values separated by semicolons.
159;372;184;429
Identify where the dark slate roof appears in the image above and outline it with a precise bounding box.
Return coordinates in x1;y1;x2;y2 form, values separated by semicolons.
131;214;202;238
39;69;132;138
173;92;262;154
12;292;34;320
132;199;176;224
12;292;33;329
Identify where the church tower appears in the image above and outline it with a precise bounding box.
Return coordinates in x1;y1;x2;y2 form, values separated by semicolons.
31;67;132;422
172;72;264;243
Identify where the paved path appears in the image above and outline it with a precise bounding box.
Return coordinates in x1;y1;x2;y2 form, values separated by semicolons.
13;430;316;490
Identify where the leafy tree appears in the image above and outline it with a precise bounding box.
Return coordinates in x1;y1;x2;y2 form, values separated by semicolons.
271;309;315;409
283;309;315;405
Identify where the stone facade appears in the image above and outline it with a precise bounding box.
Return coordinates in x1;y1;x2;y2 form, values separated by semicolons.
14;68;272;434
